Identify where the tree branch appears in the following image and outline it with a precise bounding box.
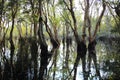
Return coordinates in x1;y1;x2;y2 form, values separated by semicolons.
83;0;90;40
63;0;70;11
93;0;106;40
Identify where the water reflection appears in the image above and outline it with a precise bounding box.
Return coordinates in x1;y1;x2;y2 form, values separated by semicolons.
87;40;101;80
0;39;120;80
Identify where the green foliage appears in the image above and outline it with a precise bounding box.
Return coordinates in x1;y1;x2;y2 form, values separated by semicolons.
111;20;120;34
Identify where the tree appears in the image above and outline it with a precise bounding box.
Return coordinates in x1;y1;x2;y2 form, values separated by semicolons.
63;0;87;79
86;0;106;79
0;0;5;78
38;0;60;79
8;0;19;79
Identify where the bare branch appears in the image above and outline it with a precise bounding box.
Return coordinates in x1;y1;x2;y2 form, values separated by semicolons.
60;12;74;32
79;0;85;11
44;15;53;39
107;3;119;27
89;0;95;7
63;0;71;11
63;0;82;43
93;0;106;40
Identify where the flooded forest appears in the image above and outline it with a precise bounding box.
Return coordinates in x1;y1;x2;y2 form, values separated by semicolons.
0;0;120;80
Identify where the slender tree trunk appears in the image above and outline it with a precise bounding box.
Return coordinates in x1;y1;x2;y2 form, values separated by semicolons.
62;26;66;79
0;0;4;37
34;22;37;37
38;1;49;79
26;23;28;37
0;20;2;37
1;20;9;80
34;54;38;80
9;14;15;80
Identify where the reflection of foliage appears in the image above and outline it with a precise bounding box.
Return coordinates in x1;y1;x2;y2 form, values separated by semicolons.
99;37;120;80
99;18;120;79
98;36;120;53
102;53;120;80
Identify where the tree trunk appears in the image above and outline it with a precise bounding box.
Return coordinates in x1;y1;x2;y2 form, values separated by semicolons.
62;26;66;79
9;15;15;80
39;44;49;80
38;1;49;79
0;20;2;37
34;22;37;37
0;0;4;37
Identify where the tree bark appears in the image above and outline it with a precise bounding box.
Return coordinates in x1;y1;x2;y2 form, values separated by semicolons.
9;13;15;80
0;0;4;37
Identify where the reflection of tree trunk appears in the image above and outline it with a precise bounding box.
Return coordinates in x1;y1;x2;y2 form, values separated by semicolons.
30;38;38;80
73;41;87;80
39;44;49;80
65;25;70;74
0;62;1;79
3;61;11;80
16;38;24;80
88;40;101;79
23;42;29;80
73;54;80;80
1;26;9;80
66;41;87;80
53;50;57;80
15;37;29;80
62;26;65;79
65;41;69;70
